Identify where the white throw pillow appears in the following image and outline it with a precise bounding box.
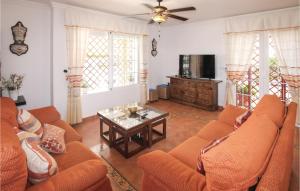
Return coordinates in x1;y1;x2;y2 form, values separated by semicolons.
21;137;58;184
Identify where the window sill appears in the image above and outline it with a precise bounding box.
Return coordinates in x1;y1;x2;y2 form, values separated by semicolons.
82;84;139;95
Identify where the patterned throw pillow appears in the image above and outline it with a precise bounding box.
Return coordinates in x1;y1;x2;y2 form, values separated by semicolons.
40;124;66;154
21;137;58;184
197;134;232;175
17;109;43;137
233;110;252;130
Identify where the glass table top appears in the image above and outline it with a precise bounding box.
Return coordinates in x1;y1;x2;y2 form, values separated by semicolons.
97;103;167;130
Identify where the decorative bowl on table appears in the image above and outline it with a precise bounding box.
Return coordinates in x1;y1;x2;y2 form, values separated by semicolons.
128;106;138;114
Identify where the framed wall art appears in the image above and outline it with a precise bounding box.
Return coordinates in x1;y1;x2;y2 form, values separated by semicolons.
10;21;28;56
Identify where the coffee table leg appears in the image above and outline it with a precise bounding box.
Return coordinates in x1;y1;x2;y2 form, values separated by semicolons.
163;118;166;139
100;118;103;138
124;135;129;158
108;125;113;147
148;124;153;148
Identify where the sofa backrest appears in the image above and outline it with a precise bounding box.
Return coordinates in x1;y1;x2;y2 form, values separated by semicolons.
256;102;297;191
1;117;28;191
1;97;18;127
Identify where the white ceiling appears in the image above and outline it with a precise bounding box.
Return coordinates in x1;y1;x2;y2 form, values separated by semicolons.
32;0;299;24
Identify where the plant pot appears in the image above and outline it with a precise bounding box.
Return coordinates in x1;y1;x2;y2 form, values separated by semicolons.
9;90;18;101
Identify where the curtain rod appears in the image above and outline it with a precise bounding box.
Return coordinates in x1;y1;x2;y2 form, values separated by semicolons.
224;26;300;34
64;24;149;36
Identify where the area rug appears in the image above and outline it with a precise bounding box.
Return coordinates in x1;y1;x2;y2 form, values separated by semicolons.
90;144;137;191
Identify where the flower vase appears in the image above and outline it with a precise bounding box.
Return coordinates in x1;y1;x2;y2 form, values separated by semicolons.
9;90;18;101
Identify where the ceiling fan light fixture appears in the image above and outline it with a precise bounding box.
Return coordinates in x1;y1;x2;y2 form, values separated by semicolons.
152;14;167;23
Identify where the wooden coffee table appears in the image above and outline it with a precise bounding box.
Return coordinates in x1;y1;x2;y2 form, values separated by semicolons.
97;103;169;158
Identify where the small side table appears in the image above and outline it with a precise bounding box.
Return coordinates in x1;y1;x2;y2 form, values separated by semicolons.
15;95;26;106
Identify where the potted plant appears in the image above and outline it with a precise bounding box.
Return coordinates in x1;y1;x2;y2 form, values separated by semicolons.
1;74;24;100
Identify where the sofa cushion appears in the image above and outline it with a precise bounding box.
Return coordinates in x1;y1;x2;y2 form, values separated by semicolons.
169;136;209;168
17;109;44;138
253;95;285;128
201;114;279;191
0;121;28;191
50;120;82;143
22;137;58;184
29;106;61;124
218;104;247;126
197;134;232;175
53;141;99;171
197;120;234;141
0;97;18;127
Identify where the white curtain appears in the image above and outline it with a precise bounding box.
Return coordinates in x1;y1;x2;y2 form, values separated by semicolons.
139;35;150;104
66;27;90;124
270;28;300;124
225;32;257;105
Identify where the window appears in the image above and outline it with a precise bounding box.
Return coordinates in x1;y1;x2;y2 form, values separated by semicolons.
83;31;139;93
236;33;291;110
236;35;260;110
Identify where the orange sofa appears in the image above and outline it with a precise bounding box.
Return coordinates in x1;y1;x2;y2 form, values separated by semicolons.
0;97;112;191
138;95;297;191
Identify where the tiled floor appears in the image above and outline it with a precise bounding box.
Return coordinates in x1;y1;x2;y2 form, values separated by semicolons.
74;100;299;191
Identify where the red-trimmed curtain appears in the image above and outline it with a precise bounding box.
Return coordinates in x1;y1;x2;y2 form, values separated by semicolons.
271;27;300;124
66;27;90;124
225;32;257;105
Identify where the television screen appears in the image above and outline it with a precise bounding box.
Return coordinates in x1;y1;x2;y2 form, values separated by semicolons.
179;55;215;79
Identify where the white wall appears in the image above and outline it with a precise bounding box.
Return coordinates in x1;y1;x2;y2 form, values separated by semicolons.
1;0;51;109
148;19;227;106
1;0;227;118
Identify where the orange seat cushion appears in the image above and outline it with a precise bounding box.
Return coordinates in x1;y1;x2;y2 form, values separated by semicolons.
50;120;82;143
53;141;100;170
197;120;234;141
202;114;278;190
1;121;28;191
218;104;247;126
253;95;285;128
169;136;209;168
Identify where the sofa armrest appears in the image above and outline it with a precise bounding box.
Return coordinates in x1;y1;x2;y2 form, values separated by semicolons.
137;150;206;191
218;104;247;126
26;160;110;191
29;106;61;124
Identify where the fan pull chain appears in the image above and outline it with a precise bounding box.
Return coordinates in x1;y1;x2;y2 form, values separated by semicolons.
158;23;161;39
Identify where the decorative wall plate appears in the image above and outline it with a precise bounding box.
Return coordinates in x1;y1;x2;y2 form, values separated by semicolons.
151;38;158;57
10;21;28;56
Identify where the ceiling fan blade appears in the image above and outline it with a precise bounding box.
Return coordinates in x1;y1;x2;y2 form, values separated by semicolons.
143;3;154;10
167;14;188;21
131;13;152;16
168;7;196;13
148;19;155;24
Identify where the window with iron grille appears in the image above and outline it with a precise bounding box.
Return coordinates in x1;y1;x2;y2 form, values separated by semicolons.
236;36;260;110
83;31;139;93
268;35;292;104
235;33;291;110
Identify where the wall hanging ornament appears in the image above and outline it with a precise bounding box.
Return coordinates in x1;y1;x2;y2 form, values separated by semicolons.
151;38;158;57
10;21;28;56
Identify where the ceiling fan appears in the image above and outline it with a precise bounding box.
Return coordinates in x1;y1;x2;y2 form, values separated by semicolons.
135;0;196;24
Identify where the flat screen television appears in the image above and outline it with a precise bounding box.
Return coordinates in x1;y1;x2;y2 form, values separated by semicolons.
179;55;215;79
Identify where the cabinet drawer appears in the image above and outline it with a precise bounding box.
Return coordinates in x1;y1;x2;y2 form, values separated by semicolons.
182;95;196;103
196;82;212;89
196;95;213;105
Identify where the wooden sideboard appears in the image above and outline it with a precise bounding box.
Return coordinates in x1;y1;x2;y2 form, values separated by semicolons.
168;76;222;111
